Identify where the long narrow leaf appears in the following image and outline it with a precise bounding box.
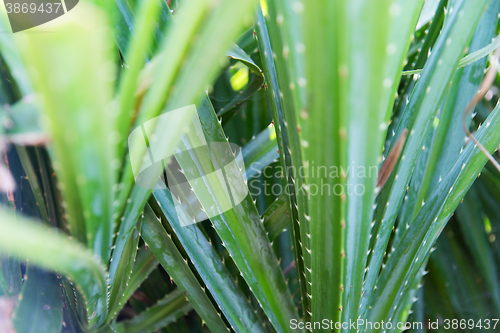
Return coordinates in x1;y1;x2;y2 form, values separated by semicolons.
0;208;108;326
140;206;229;333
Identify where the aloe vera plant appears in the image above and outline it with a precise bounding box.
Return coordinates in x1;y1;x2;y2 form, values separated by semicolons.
1;0;500;332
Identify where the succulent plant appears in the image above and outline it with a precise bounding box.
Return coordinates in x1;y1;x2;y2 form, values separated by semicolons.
1;0;500;332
